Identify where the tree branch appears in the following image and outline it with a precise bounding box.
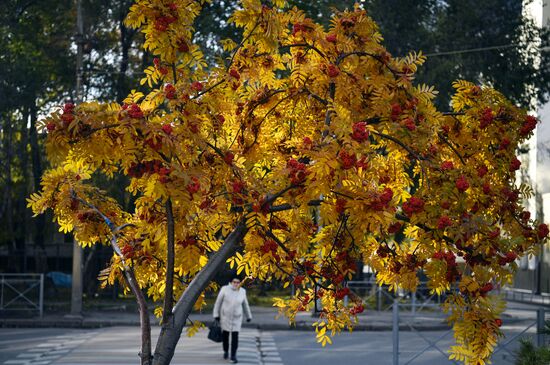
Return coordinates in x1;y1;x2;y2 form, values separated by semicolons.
70;191;151;365
153;220;248;365
162;198;175;324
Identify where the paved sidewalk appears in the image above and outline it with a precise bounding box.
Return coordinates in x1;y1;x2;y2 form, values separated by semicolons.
1;327;265;365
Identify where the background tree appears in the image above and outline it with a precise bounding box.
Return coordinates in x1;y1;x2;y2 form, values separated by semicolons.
29;1;549;365
0;0;75;271
0;0;149;277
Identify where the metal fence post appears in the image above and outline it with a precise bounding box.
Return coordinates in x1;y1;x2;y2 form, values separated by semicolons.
537;308;546;347
393;298;399;365
411;291;416;316
377;286;382;311
39;274;44;318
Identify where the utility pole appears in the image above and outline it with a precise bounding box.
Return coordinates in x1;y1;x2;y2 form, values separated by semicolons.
68;0;84;318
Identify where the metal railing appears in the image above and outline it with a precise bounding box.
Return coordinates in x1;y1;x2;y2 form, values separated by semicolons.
345;280;450;314
392;301;550;365
502;287;550;306
0;273;44;317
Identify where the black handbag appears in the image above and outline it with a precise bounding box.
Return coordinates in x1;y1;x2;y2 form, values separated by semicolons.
207;319;223;343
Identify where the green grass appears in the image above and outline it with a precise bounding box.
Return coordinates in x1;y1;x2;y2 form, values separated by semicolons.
515;339;550;365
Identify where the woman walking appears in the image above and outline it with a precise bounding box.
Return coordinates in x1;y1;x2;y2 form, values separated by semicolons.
213;277;252;363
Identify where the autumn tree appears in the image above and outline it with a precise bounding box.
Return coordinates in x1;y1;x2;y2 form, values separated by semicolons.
29;1;549;364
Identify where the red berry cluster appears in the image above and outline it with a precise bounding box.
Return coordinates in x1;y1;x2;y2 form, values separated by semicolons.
326;64;340;78
401;117;416;131
224;152;234;165
231;179;246;194
455;175;469;193
303;260;315;275
145;137;162;151
229;68;240;80
440;161;454;171
128;160;165;178
154;14;177;32
335;198;347;215
302;136;313;149
153;57;168;75
176;38;189;52
404;254;427;271
479;282;494;297
162;124;173;135
191;81;203;92
261;239;278;255
497;252;517;266
351;121;369;142
477;165;488;177
387;222;402;234
509;157;521;172
437;216;453;230
538;224;549;239
338;150;357;170
334;287;350;300
287;158;309;185
293;275;305;286
61;103;75;126
125;103;144;119
177;236;197;248
121;245;135;259
432;251;460;283
369;188;393;211
46;122;56;132
499;137;511;150
520;115;538;136
479;108;493;129
390;103;402;121
482;182;491;194
186;177;200;194
402;197;425;216
349;304;364;315
488;228;500;240
325;34;337;43
164;84;176;99
77;210;101;223
292;21;312;36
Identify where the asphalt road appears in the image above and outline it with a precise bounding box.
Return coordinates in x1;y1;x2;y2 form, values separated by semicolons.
0;322;539;365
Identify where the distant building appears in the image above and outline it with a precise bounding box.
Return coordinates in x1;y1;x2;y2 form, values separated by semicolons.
512;0;550;293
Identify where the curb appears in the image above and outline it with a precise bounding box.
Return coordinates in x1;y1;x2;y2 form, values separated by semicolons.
0;315;530;332
0;318;452;331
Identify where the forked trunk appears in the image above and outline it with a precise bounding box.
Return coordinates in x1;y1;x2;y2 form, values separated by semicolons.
152;222;248;365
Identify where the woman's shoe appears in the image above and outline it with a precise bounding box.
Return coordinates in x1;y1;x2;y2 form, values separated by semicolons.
230;357;238;363
223;352;228;360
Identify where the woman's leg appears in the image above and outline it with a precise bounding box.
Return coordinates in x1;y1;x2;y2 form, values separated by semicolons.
230;331;239;359
222;330;230;357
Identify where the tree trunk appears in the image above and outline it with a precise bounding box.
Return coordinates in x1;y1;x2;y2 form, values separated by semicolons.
3;114;17;271
162;199;175;324
20;108;31;272
29;104;45;242
152;222;248;365
29;102;48;272
116;0;133;103
123;268;152;365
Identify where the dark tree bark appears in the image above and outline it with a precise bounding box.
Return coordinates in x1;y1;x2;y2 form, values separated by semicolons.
162;199;175;324
152;221;248;365
2;114;17;271
116;0;135;103
29;101;48;273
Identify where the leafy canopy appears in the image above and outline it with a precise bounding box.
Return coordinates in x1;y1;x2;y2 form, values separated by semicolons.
28;1;548;364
